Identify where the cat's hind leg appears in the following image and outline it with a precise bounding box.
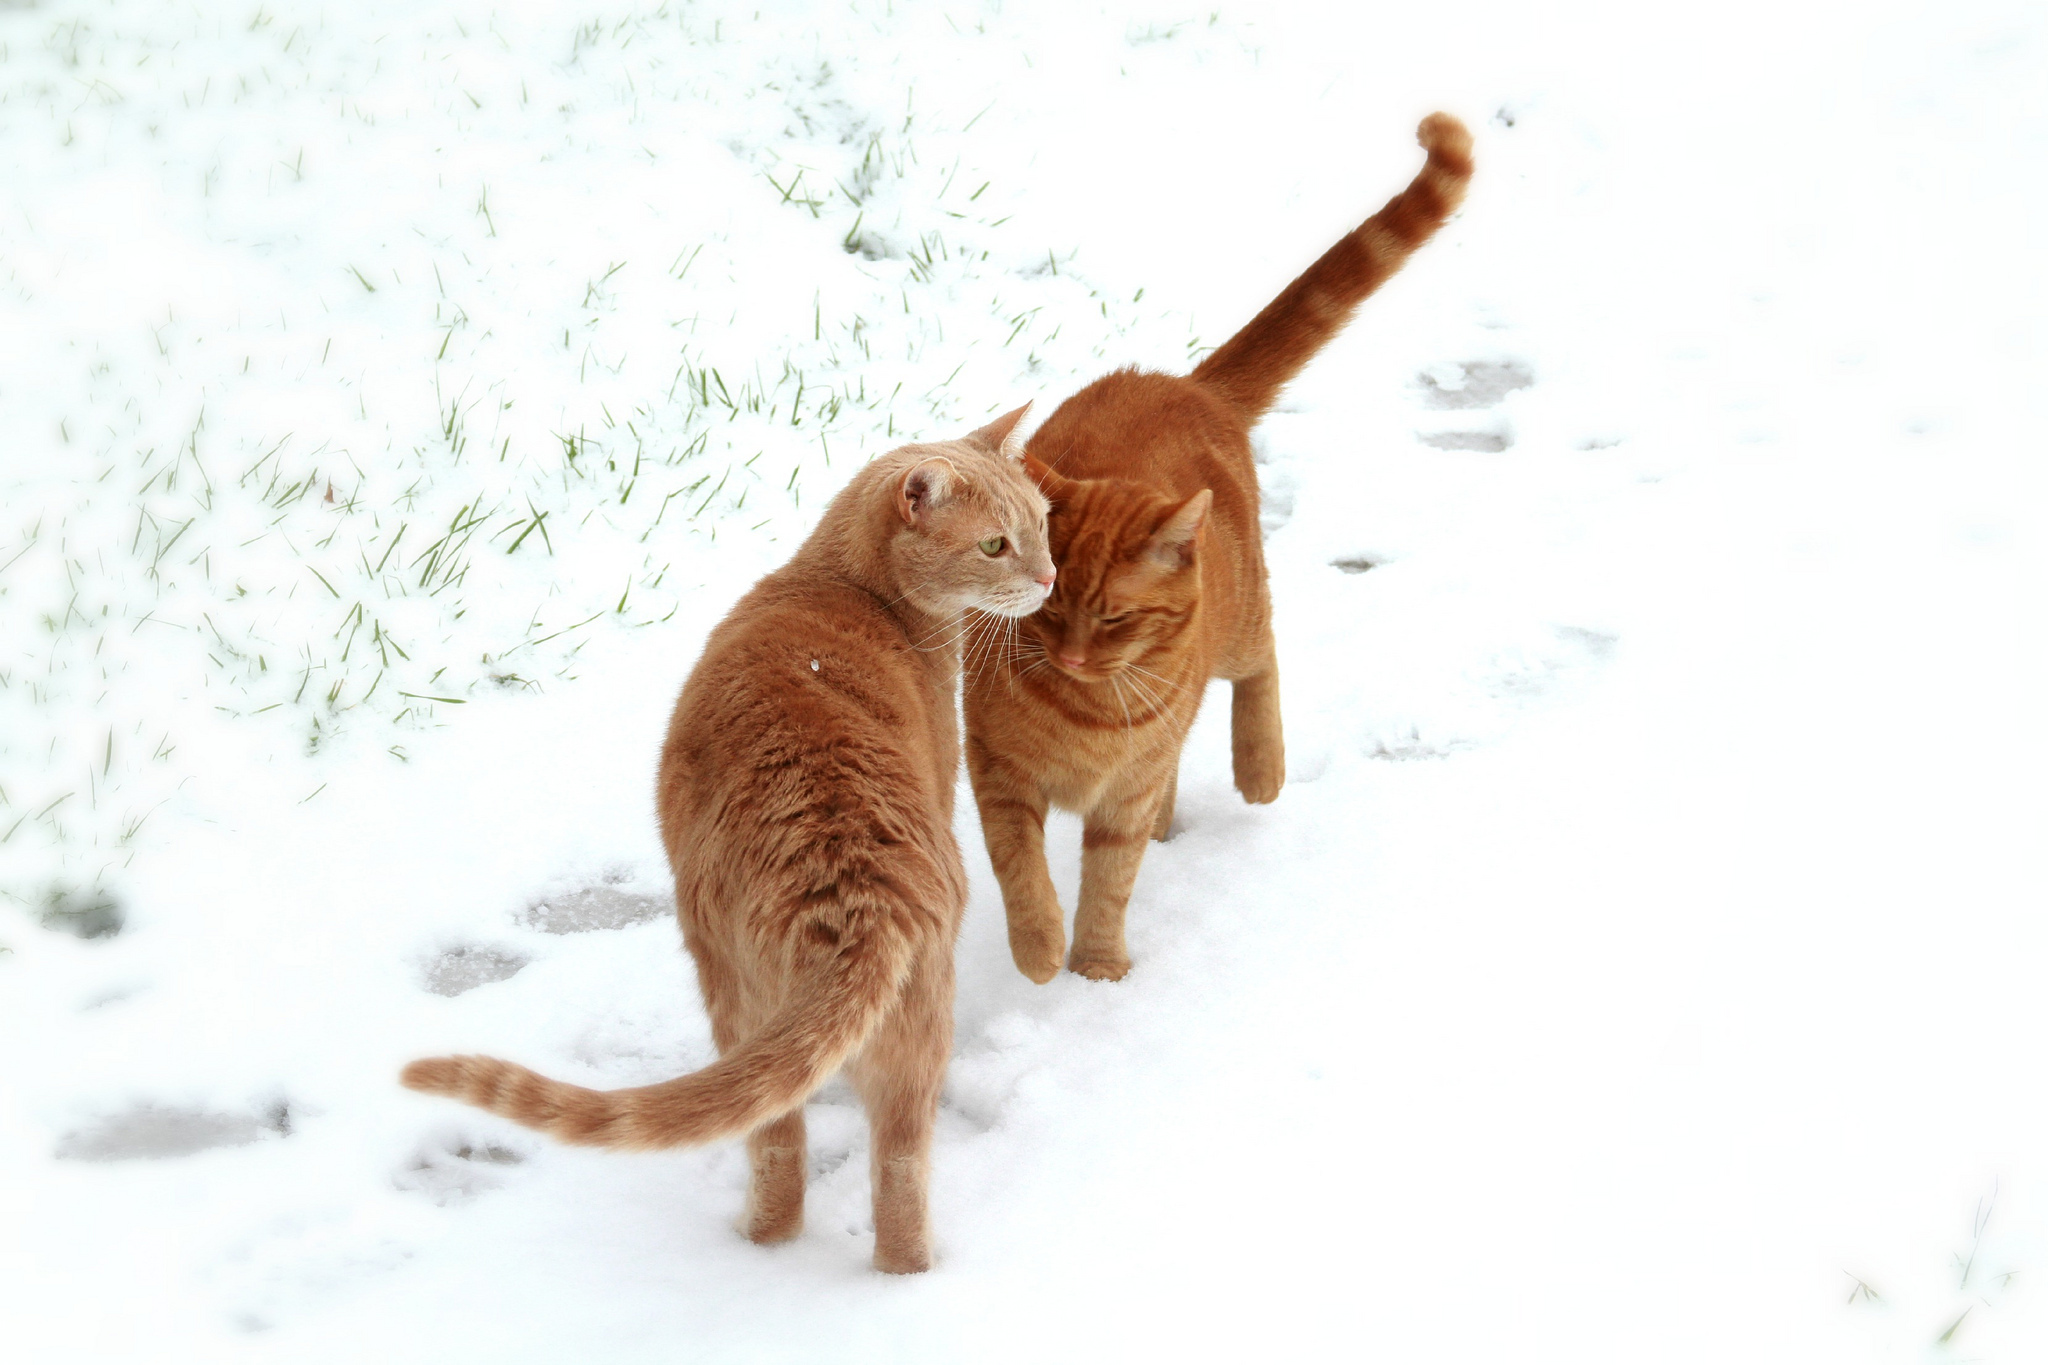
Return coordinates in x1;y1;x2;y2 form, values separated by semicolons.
850;950;951;1274
721;973;806;1245
741;1108;807;1244
1230;642;1285;804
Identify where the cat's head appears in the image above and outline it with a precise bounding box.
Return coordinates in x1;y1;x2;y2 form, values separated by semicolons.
1018;452;1210;682
884;405;1057;619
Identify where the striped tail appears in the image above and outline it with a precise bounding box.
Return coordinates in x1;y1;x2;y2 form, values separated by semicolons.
401;912;914;1151
1192;112;1474;418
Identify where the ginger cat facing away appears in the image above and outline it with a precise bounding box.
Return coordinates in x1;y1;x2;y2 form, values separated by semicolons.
965;114;1473;984
404;407;1054;1274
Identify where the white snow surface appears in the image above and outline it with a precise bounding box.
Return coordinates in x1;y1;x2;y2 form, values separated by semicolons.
4;0;2045;1360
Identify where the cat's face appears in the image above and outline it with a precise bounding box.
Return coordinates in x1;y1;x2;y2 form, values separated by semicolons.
1024;473;1210;682
889;411;1057;620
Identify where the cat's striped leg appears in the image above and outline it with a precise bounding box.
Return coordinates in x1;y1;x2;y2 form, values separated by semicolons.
1150;761;1178;841
1071;786;1165;981
852;950;951;1274
706;970;806;1245
967;744;1066;984
741;1107;807;1245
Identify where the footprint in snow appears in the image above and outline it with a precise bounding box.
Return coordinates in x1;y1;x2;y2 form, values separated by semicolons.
1417;359;1535;410
1362;625;1618;762
522;883;668;934
1421;431;1510;453
416;880;667;996
395;1134;527;1205
1415;358;1533;451
56;1100;293;1162
421;945;528;997
1478;625;1619;705
39;887;124;940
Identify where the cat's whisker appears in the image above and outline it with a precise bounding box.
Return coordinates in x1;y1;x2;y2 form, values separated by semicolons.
1128;673;1170;723
990;614;1018;659
994;621;1034;664
964;610;1005;678
911;611;980;654
974;616;1011;681
954;609;983;661
1109;673;1134;733
879;574;939;614
1121;658;1176;686
963;613;989;675
982;615;1024;678
1122;661;1186;707
1126;661;1179;691
1013;651;1053;689
1115;667;1167;720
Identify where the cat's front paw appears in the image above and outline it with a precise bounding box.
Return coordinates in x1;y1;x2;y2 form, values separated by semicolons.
1068;953;1131;982
1008;917;1066;985
1233;751;1285;805
739;1209;803;1245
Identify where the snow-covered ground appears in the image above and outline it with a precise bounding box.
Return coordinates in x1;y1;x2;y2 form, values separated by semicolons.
4;0;2044;1360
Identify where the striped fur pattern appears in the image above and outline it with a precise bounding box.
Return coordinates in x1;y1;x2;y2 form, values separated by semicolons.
1194;112;1475;415
404;406;1055;1273
964;115;1472;984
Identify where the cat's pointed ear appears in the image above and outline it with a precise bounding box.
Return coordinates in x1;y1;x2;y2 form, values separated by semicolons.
1147;489;1212;569
897;457;957;526
1022;450;1071;503
967;403;1032;460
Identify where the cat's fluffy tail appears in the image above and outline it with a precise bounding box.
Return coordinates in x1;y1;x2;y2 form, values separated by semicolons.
400;908;914;1151
1191;112;1473;418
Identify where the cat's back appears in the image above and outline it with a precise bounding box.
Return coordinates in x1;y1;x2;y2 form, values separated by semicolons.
656;564;955;887
1033;368;1252;495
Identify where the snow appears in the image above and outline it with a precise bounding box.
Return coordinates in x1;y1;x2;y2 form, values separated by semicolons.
3;0;2044;1360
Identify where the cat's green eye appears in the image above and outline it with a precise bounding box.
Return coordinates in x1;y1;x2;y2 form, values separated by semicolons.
978;536;1006;556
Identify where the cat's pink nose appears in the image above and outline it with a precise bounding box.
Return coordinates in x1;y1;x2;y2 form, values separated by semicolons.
1035;569;1056;589
1058;651;1086;669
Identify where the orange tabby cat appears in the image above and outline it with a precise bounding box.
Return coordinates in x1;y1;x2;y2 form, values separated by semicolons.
403;407;1054;1273
965;114;1473;984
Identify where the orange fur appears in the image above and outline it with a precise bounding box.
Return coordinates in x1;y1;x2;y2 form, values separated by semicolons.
964;115;1472;983
403;406;1054;1273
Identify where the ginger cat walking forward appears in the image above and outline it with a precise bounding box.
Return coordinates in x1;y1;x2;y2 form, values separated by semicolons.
404;408;1054;1273
965;114;1473;984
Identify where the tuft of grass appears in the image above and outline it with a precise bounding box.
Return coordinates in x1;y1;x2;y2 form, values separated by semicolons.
1845;1184;2023;1355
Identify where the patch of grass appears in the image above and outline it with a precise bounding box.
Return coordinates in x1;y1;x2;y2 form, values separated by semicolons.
1844;1185;2022;1355
2;0;1197;903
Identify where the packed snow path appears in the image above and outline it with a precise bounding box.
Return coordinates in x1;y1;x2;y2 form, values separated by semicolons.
3;1;2043;1361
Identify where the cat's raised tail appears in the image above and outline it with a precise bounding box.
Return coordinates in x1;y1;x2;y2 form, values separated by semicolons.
1191;111;1473;418
401;894;918;1151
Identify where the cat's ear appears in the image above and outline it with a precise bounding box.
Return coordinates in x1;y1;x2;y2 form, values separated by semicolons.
967;402;1032;460
1146;489;1212;569
897;457;957;526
